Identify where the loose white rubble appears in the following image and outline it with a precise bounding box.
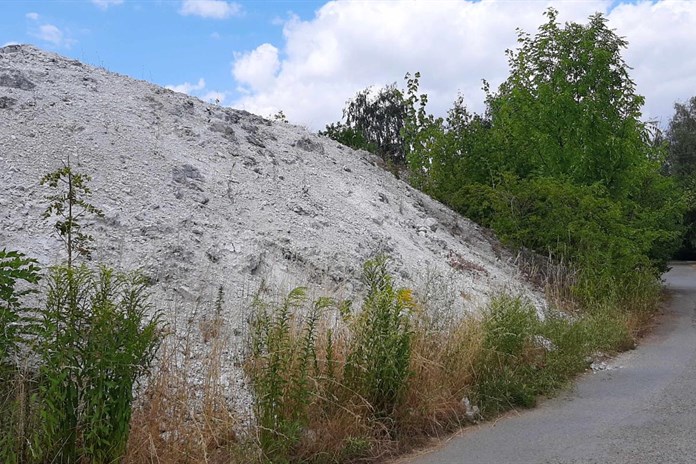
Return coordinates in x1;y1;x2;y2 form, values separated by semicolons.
0;45;547;413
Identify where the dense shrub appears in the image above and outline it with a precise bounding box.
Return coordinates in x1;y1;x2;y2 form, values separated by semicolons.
33;265;160;463
403;9;685;301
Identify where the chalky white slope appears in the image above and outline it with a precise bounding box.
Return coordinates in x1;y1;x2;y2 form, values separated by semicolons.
0;45;543;339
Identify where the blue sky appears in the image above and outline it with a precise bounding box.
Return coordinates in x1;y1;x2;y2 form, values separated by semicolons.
1;1;324;95
2;1;695;129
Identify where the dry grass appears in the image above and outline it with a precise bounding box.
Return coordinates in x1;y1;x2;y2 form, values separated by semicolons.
244;303;488;463
0;366;39;462
119;254;661;464
396;317;483;442
513;249;579;313
125;326;242;464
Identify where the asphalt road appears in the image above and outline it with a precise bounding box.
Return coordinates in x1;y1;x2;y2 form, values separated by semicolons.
399;262;696;464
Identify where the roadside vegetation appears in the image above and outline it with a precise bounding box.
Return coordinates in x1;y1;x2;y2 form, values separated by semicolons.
327;9;685;306
664;96;696;259
1;162;161;463
2;7;695;464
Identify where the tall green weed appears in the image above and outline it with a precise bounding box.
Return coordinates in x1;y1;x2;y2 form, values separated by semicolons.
246;256;415;462
28;265;160;463
247;285;335;461
345;256;413;421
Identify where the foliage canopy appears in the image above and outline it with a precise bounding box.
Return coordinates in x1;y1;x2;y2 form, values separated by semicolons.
485;9;651;195
667;96;696;178
41;161;104;268
322;83;408;165
403;8;685;295
666;96;696;256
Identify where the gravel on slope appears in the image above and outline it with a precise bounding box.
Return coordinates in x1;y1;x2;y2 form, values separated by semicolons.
0;44;546;412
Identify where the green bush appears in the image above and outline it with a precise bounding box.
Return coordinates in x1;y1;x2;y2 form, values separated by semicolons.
446;174;680;309
473;296;542;415
472;294;638;417
32;265;161;463
0;249;40;364
345;256;413;422
247;286;335;462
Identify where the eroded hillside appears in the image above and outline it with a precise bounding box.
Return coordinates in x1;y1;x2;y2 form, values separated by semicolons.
0;44;543;338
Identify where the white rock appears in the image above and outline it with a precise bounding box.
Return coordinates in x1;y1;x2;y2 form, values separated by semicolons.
0;44;547;408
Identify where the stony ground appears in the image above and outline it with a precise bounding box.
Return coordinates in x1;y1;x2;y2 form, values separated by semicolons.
0;44;544;405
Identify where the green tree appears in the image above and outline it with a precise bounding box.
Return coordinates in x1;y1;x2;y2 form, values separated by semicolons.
485;8;652;194
322;83;408;165
271;109;289;123
402;71;446;189
41;160;104;268
403;72;492;195
665;97;696;256
403;8;684;287
667;97;696;177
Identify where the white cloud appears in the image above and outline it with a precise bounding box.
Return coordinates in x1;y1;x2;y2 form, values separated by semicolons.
31;23;76;48
179;0;241;19
166;78;206;94
91;0;124;9
166;78;226;104
229;0;696;130
2;41;20;47
37;24;64;45
26;12;39;21
607;1;696;126
232;43;280;92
